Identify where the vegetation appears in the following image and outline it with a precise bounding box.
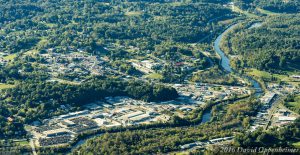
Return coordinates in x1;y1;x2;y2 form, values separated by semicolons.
0;0;234;55
234;0;300;13
235;118;300;147
0;0;237;139
72;126;231;155
285;95;300;114
191;66;239;85
0;0;298;154
72;98;261;154
0;83;15;89
0;77;178;138
145;73;164;80
222;15;300;72
255;0;300;13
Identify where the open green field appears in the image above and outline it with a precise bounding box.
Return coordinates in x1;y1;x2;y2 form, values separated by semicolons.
3;54;17;61
256;8;281;16
293;141;300;148
232;6;258;18
45;23;57;28
170;2;184;6
125;11;142;16
0;139;30;147
50;78;81;85
145;73;163;80
23;49;39;56
14;140;30;147
245;68;300;86
246;69;284;79
154;16;168;21
0;83;15;89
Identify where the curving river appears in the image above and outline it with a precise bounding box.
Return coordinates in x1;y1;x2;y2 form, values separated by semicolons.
201;23;263;123
213;24;238;73
213;23;262;91
69;23;264;150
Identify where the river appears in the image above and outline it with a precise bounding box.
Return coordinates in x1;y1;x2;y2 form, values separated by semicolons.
201;23;263;123
70;23;263;149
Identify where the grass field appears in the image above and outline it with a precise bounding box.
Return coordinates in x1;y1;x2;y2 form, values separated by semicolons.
125;11;142;16
293;141;300;148
37;38;48;47
145;73;163;80
256;8;281;16
15;140;30;147
50;78;81;85
154;16;168;21
174;152;190;155
245;68;300;86
24;49;39;56
246;68;286;81
3;54;17;61
45;23;57;28
0;83;15;90
170;2;184;6
232;6;258;18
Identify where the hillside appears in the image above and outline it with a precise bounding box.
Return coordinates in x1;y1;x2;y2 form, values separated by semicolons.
221;15;300;72
234;0;300;13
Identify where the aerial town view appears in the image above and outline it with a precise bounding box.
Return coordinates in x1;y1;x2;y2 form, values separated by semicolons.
0;0;299;154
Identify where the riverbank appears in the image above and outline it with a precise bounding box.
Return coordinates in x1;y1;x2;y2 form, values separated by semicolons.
213;21;263;94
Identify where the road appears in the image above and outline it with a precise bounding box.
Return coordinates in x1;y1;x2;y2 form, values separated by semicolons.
264;95;285;130
30;139;37;155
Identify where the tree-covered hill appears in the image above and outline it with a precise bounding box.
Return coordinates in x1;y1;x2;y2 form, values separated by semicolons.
234;0;300;13
221;15;300;72
0;0;234;54
255;0;300;13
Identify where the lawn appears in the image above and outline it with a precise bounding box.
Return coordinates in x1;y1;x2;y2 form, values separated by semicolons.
145;73;163;80
50;78;81;85
154;16;168;21
14;140;30;147
232;6;258;18
256;8;281;16
246;69;273;79
293;141;300;148
0;83;15;90
23;49;39;56
170;2;184;6
174;152;190;155
36;38;48;47
125;11;142;16
3;54;17;61
45;23;57;28
246;68;299;85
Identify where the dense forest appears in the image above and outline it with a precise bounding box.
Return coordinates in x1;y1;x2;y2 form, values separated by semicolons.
221;15;300;72
234;0;300;13
0;0;234;54
72;126;232;155
235;118;300;147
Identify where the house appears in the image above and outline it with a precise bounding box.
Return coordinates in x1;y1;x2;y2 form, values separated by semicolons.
291;75;300;79
7;117;14;122
278;116;297;122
